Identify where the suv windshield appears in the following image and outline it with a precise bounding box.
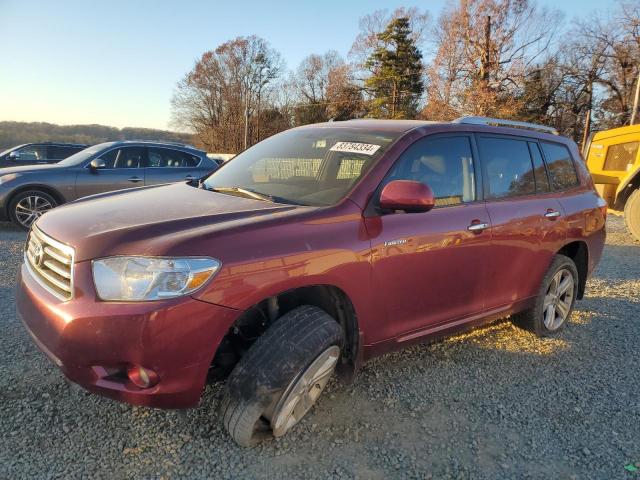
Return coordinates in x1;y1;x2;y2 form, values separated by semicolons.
203;127;400;206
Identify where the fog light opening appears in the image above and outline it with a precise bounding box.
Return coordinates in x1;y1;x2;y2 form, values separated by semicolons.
127;365;158;389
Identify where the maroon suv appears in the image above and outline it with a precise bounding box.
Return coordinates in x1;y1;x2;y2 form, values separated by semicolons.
17;117;606;446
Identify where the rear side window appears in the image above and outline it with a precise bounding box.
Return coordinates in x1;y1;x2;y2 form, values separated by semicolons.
478;137;536;198
49;146;81;159
147;148;200;168
541;142;579;190
603;141;639;171
385;136;476;206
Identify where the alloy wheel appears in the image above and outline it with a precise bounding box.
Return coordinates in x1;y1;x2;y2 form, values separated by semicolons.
543;268;575;331
15;195;53;228
270;345;340;437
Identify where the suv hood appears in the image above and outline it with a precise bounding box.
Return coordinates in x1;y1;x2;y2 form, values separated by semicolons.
36;183;306;261
0;164;62;175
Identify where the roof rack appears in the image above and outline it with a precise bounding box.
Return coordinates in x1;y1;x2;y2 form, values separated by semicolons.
123;139;196;148
453;116;559;135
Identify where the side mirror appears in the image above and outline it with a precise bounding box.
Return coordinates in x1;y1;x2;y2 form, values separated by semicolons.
379;180;435;213
90;158;106;170
8;151;20;160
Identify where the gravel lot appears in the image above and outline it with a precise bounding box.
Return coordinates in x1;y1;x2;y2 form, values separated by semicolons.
1;216;638;479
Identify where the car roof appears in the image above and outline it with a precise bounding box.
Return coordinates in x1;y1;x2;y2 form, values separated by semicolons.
108;140;203;152
295;118;568;143
297;119;439;133
21;142;88;147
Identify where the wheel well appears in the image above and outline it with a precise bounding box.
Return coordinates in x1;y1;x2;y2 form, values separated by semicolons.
615;172;640;210
5;185;65;217
209;285;359;382
558;241;588;299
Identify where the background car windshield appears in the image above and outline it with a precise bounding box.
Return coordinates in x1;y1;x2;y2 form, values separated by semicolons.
57;143;114;166
203;128;399;206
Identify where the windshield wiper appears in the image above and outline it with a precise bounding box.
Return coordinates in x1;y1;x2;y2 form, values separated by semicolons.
208;186;275;203
205;185;306;206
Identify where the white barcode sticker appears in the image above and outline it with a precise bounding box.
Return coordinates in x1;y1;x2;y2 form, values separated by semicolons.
330;142;381;156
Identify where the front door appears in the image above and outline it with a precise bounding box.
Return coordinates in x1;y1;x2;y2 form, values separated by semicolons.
477;135;567;309
366;134;492;343
74;146;146;199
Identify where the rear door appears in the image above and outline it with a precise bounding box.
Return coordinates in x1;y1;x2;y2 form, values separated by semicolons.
74;146;146;199
366;134;492;343
477;135;566;309
144;147;202;185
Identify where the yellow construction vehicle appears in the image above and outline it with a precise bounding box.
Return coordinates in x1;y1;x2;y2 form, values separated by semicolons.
585;124;640;241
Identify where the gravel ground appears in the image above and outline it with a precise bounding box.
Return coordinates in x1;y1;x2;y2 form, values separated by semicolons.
1;216;638;479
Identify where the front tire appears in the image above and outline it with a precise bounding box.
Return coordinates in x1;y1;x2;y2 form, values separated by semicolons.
222;305;343;446
8;190;57;230
511;254;579;336
624;189;640;242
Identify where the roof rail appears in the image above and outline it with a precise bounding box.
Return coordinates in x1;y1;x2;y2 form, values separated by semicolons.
124;139;195;148
453;116;559;135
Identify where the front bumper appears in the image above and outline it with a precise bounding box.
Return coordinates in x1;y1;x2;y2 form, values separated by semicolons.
16;260;240;408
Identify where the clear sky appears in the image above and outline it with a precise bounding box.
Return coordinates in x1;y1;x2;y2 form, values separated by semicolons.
0;0;609;131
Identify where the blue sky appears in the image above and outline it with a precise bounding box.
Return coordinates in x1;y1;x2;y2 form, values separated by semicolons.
0;0;609;130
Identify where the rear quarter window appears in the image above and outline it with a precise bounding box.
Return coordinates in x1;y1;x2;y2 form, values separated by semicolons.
541;142;579;190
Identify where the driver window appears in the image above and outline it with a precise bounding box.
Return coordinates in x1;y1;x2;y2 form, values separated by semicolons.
16;145;46;161
385;136;476;206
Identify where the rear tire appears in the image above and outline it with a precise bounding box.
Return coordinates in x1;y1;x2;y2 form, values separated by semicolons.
624;189;640;242
8;190;57;230
222;305;343;446
511;254;579;336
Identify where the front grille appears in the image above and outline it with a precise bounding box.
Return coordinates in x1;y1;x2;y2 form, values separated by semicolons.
25;226;74;301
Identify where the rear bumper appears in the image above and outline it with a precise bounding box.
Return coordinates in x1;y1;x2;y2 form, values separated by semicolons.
16;260;240;408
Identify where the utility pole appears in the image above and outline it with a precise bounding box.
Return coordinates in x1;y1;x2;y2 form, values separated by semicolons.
581;79;593;152
631;69;640;125
244;97;249;150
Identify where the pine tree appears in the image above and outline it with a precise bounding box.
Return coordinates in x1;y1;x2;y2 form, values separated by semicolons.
364;17;424;119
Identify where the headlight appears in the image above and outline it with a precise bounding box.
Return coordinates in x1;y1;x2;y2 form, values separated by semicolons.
0;173;21;184
92;256;221;301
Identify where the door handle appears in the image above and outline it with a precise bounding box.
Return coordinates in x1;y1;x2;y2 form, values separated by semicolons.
127;176;143;183
467;222;489;232
544;209;561;219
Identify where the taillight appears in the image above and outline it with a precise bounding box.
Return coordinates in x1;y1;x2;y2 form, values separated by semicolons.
597;196;608;221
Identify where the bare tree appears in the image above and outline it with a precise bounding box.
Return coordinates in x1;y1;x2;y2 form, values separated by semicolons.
171;36;283;153
292;51;363;124
422;0;561;120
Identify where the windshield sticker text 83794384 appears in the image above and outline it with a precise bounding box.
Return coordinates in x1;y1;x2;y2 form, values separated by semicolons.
329;142;381;156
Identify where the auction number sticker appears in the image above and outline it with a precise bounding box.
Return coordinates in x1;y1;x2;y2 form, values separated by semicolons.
330;142;381;155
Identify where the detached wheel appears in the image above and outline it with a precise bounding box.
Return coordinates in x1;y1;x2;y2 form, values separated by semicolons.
624;189;640;242
222;305;342;446
9;190;57;230
511;254;579;336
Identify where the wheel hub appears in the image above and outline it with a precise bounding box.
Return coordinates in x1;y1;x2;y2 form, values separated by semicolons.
15;195;53;228
270;345;340;437
543;268;574;331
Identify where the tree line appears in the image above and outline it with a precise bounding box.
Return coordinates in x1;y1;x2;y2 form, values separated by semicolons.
171;0;640;153
0;122;192;151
